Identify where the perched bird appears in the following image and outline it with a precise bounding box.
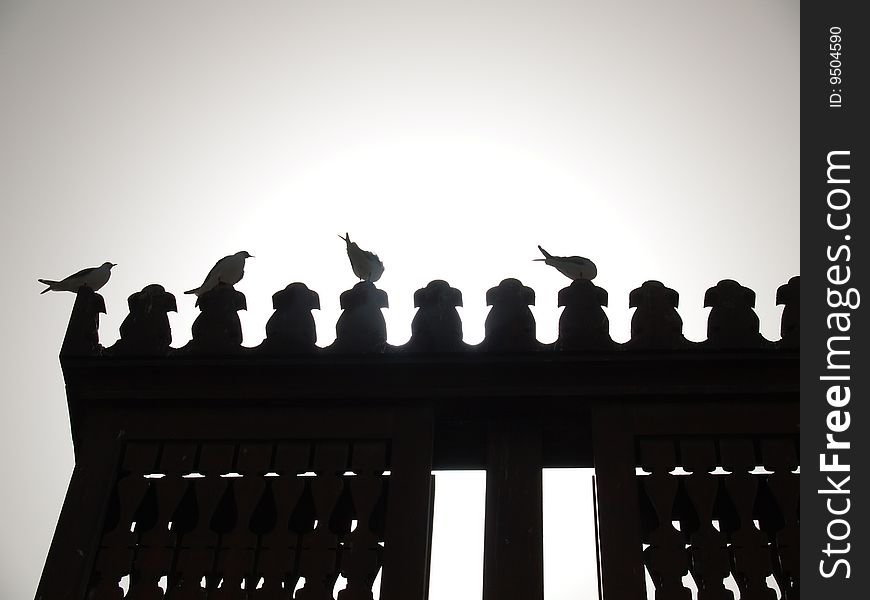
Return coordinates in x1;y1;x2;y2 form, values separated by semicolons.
38;262;116;294
184;251;254;297
535;245;597;280
340;233;384;282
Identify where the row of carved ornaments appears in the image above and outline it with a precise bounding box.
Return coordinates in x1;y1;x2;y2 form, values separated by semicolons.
62;276;799;356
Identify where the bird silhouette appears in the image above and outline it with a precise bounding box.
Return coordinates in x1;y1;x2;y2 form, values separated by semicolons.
38;262;116;294
534;246;597;280
184;251;254;296
340;233;384;282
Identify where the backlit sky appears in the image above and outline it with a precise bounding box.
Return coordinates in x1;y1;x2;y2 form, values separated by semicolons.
1;1;797;597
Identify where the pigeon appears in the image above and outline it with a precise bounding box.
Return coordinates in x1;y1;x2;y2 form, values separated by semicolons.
38;262;116;294
340;233;384;282
534;245;597;280
184;251;254;296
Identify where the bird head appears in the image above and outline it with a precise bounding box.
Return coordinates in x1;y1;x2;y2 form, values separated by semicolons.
101;262;117;269
236;251;254;259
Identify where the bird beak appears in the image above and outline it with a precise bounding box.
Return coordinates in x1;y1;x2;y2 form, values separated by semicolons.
112;263;118;267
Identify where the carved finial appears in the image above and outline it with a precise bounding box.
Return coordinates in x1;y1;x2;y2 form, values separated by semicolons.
627;280;685;349
703;279;768;348
555;279;613;351
406;280;465;352
258;283;321;355
481;278;539;351
182;283;247;355
776;276;799;349
331;281;389;353
109;284;177;356
61;286;107;356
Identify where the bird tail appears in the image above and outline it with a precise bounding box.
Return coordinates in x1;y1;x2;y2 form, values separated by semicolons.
339;232;350;244
38;279;58;294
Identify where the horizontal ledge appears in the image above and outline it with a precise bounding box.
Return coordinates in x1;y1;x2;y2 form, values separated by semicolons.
61;349;799;403
62;347;797;366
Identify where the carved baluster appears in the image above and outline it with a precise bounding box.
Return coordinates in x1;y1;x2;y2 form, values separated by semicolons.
208;444;271;598
719;440;776;600
166;548;211;600
251;552;291;600
88;547;133;600
166;444;232;597
639;439;691;600
256;443;311;596
296;443;349;600
249;474;294;600
183;445;235;550
211;546;254;600
680;440;733;600
248;473;283;600
141;443;197;549
126;546;173;600
224;444;272;548
103;444;160;548
209;482;241;597
761;440;799;599
338;442;388;600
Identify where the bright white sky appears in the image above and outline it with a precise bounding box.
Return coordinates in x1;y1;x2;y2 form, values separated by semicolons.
0;1;797;598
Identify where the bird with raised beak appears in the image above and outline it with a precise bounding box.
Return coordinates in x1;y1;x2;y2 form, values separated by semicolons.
38;262;116;294
340;233;384;282
184;251;254;297
535;245;597;280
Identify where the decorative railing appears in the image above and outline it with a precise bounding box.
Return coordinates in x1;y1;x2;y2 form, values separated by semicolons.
62;276;800;356
39;275;800;600
91;441;392;600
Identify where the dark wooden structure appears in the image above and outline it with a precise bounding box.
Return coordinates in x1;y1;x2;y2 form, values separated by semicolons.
36;277;799;600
